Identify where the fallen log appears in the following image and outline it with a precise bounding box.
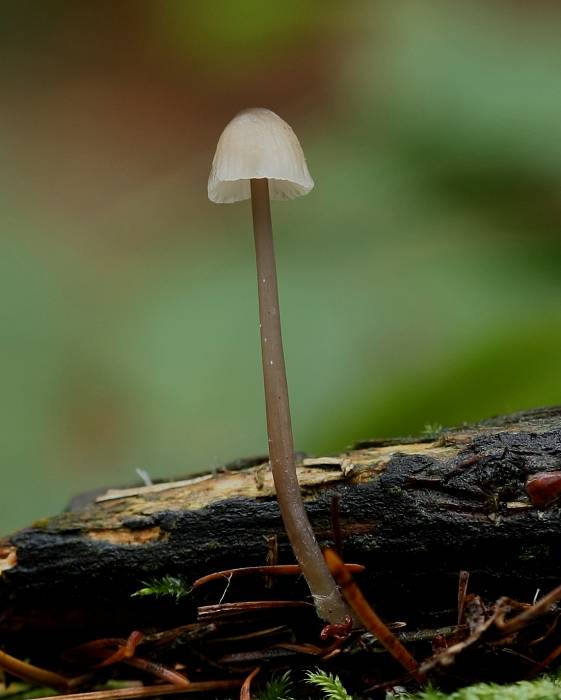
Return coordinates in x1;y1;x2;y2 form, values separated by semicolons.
2;406;561;682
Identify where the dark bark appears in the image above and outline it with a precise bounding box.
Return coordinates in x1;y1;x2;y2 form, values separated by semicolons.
3;406;561;662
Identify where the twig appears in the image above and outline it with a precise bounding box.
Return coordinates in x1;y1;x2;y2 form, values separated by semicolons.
240;667;260;700
496;583;561;634
124;658;189;687
198;600;312;621
192;563;364;589
0;650;71;691
38;681;242;700
96;475;214;502
528;641;561;677
324;548;425;684
96;632;144;667
457;571;470;625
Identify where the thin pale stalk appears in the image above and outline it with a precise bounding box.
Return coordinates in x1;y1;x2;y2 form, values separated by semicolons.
250;178;348;624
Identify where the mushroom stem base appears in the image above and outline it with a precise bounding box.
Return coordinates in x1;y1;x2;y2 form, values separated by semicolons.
250;177;349;624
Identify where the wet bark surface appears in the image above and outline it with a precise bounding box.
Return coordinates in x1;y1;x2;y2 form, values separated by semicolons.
2;406;561;661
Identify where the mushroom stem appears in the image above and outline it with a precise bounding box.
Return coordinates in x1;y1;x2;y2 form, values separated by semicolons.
250;177;348;624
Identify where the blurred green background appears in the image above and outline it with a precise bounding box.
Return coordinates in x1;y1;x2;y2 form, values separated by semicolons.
1;1;561;534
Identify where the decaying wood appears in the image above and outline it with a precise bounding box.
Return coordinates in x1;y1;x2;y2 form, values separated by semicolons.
3;406;561;664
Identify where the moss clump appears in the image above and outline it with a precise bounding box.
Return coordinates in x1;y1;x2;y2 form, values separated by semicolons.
252;671;561;700
30;518;50;530
131;575;190;602
403;675;561;700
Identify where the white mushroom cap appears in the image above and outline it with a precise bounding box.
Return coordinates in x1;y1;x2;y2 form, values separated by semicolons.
208;108;314;204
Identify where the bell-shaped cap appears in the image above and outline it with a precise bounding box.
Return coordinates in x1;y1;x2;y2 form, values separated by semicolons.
208;108;314;204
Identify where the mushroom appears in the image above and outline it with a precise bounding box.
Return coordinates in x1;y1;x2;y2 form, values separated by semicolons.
208;108;348;623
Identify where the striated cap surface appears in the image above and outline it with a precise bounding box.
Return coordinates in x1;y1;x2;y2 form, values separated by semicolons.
208;108;314;203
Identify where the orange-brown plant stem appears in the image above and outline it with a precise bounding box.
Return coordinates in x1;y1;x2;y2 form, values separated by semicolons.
39;681;242;700
192;563;365;589
324;548;425;683
250;177;348;624
96;631;144;667
457;571;470;625
497;582;561;634
0;649;71;690
529;641;561;678
124;658;189;687
240;666;261;700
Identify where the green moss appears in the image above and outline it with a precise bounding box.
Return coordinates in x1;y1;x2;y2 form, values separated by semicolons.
257;671;294;700
250;671;561;700
131;575;190;602
30;518;50;530
406;675;561;699
422;423;444;438
305;670;352;700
